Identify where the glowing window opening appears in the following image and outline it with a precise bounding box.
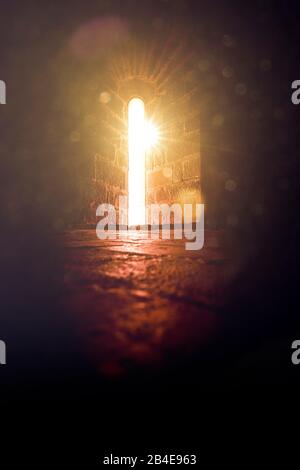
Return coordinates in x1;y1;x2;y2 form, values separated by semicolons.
128;97;146;226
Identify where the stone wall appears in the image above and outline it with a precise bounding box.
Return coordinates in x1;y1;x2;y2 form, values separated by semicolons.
146;86;201;213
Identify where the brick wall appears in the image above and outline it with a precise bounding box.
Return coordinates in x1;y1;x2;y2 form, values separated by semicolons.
145;80;201;218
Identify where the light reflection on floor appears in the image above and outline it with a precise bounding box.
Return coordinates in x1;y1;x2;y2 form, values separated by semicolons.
61;229;229;377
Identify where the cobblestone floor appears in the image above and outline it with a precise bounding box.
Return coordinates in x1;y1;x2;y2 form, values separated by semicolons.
60;229;231;379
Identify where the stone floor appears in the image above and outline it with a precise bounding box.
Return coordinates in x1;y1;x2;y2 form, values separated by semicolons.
59;229;231;379
3;225;296;400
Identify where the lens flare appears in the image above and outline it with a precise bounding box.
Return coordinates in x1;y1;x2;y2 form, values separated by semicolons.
145;121;159;150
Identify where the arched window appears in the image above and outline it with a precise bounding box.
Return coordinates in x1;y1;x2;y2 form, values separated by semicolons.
128;97;146;226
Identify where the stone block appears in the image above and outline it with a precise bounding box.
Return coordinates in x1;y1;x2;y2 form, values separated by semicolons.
173;161;183;183
147;167;172;188
183;155;201;180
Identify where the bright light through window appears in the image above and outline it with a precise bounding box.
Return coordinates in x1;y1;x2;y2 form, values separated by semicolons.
128;98;160;227
128;97;146;226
